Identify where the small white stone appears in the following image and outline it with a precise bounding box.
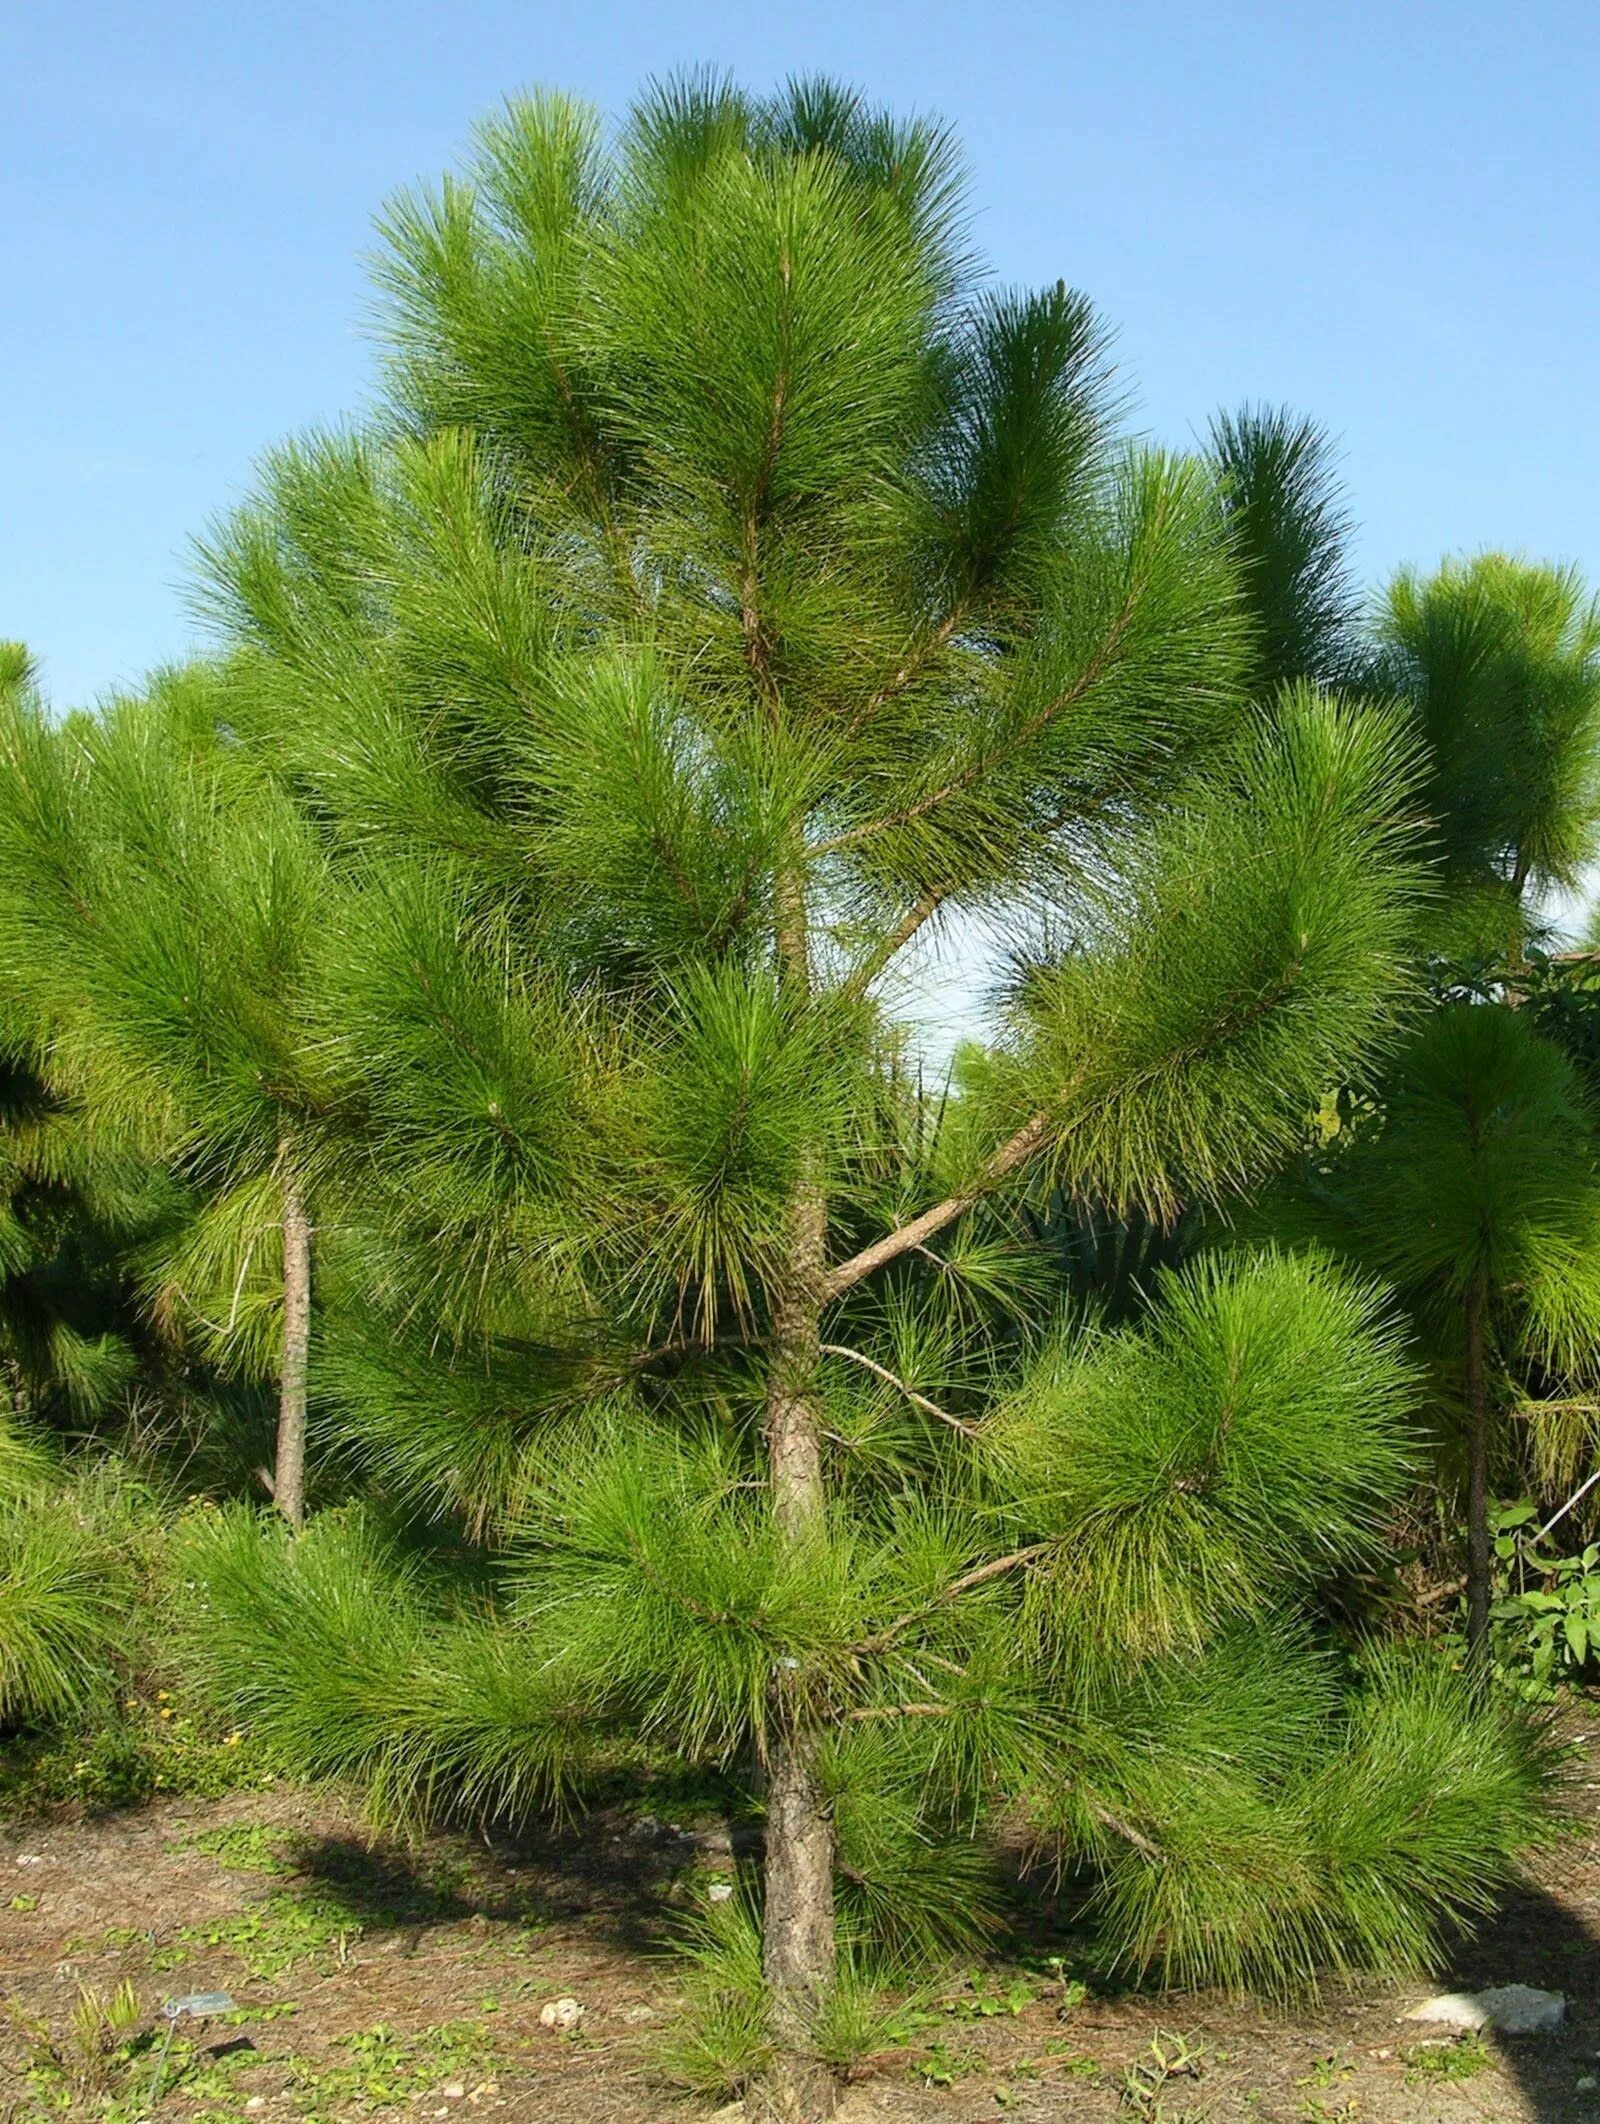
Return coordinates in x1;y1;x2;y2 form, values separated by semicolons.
441;2085;467;2100
707;1881;735;1903
538;1997;584;2031
244;2102;266;2113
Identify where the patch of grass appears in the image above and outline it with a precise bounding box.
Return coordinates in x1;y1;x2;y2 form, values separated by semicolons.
1;1978;154;2118
281;2019;502;2119
0;1695;277;1815
166;2037;266;2109
61;1922;157;1956
222;2000;302;2026
1403;2033;1492;2084
2;1996;497;2124
176;1821;295;1874
153;1889;363;1980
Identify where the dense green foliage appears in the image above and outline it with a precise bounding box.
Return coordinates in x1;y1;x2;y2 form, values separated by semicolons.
0;73;1594;2118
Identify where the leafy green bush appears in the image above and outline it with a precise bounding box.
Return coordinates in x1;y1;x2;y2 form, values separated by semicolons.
1489;1498;1600;1687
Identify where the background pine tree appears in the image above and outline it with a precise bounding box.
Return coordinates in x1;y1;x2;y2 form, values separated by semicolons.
1247;555;1600;1657
0;652;340;1520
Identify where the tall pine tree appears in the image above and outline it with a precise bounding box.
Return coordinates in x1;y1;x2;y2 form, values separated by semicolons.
144;82;1555;2117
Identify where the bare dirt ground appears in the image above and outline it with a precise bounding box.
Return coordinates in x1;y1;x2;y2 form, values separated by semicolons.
4;1717;1600;2124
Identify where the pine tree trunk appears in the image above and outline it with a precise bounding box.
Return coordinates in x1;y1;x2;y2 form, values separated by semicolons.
1464;1275;1491;1659
757;859;837;2122
274;1162;311;1531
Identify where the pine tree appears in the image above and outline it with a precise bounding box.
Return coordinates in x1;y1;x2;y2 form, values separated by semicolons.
0;651;335;1522
1253;556;1600;1658
1382;556;1600;1643
0;1041;148;1434
1265;1002;1600;1652
1374;553;1600;959
150;81;1549;2116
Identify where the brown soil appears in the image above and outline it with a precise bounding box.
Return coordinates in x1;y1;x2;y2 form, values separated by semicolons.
4;1719;1600;2124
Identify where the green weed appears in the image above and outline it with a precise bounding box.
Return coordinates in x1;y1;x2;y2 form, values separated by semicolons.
1295;2049;1354;2090
1403;2033;1492;2084
176;1821;295;1873
153;1890;361;1979
281;2020;500;2119
917;2035;987;2087
1122;2028;1210;2120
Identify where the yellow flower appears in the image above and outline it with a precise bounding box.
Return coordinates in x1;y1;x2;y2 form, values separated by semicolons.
224;1732;242;1747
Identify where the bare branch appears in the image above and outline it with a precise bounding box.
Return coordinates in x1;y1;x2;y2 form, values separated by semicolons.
845;1701;954;1723
819;1342;977;1437
1536;1466;1600;1545
1087;1802;1163;1862
820;1108;1054;1302
853;1541;1054;1659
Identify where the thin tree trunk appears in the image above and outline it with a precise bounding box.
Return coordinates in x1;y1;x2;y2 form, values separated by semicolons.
1464;1274;1492;1659
1503;851;1531;1006
757;860;837;2123
274;1161;311;1531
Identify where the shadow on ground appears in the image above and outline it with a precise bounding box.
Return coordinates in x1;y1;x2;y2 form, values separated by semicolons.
1445;1878;1600;2123
287;1811;710;1960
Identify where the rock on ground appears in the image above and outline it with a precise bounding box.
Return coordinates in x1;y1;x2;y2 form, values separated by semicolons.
1405;1984;1566;2034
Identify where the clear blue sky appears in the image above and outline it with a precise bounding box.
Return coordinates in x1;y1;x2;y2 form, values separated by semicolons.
6;0;1598;713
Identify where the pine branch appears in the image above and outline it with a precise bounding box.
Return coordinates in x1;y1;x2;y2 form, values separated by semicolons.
818;1342;976;1435
815;541;1155;858
845;605;968;739
838;883;951;1004
853;1542;1054;1659
821;1109;1054;1300
1088;1802;1163;1863
823;934;1311;1304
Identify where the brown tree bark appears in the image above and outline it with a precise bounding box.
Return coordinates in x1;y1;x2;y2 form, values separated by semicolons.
756;858;838;2122
1464;1274;1492;1659
274;1161;311;1531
